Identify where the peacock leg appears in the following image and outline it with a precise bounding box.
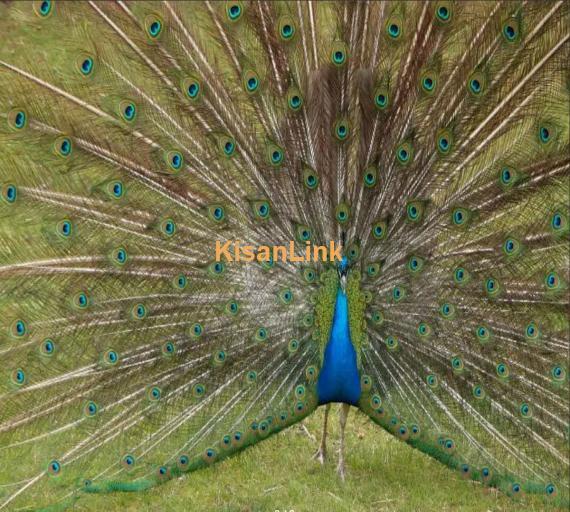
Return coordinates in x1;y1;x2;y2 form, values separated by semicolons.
313;403;331;464
337;403;350;481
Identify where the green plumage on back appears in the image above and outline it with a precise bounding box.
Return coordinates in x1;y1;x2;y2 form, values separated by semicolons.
0;1;568;510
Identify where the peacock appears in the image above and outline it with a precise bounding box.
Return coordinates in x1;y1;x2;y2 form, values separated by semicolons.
0;0;568;510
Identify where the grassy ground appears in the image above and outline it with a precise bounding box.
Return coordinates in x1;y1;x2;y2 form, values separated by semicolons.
74;406;558;512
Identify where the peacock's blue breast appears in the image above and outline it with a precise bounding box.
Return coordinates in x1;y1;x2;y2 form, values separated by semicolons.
317;287;361;405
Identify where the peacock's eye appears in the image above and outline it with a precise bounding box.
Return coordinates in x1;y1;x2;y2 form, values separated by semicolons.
502;21;519;42
120;101;137;122
74;54;96;80
388;23;400;38
279;20;295;40
12;368;26;385
48;459;61;475
34;0;53;17
40;338;55;355
437;6;449;21
545;483;557;496
56;137;71;157
145;14;164;39
14;112;25;127
81;58;93;74
188;83;199;96
227;3;242;21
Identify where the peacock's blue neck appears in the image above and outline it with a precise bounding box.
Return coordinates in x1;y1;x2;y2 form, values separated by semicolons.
316;287;361;405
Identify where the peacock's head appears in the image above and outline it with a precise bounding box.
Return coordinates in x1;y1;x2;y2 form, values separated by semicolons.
338;255;348;290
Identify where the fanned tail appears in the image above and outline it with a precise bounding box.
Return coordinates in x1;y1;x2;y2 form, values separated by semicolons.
0;1;568;510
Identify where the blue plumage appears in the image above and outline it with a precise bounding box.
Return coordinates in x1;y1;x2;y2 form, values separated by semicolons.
317;288;361;406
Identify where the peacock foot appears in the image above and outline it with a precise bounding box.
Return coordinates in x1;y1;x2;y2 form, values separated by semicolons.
313;447;326;465
336;460;346;481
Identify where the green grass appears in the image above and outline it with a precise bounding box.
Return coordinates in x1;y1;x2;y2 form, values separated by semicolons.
73;406;558;512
